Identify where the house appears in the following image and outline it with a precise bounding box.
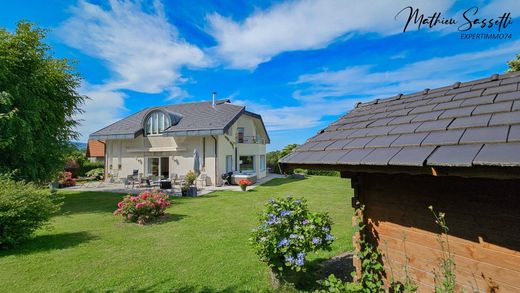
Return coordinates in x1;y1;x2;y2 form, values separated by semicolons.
89;97;270;186
85;140;105;163
279;72;520;291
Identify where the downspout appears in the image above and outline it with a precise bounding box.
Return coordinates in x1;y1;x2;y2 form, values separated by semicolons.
211;135;218;186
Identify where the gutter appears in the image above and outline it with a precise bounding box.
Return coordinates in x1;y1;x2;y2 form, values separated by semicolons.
211;135;219;186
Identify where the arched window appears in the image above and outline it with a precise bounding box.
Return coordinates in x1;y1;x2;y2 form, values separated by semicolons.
145;111;171;135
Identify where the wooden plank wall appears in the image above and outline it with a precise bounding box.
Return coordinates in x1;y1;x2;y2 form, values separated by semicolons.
356;173;520;292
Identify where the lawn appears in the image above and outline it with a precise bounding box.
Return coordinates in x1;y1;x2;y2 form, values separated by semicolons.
0;176;354;292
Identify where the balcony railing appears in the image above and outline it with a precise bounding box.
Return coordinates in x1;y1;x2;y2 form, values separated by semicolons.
237;135;265;144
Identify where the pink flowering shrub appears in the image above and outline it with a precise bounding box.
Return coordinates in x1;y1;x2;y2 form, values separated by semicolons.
113;190;171;224
58;171;76;187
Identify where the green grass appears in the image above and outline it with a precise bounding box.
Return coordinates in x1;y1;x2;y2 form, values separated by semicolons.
0;176;354;292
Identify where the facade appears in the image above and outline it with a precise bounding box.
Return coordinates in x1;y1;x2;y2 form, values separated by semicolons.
85;140;105;163
280;72;520;291
90;99;269;186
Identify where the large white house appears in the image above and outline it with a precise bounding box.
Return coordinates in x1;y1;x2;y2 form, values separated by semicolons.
89;98;270;186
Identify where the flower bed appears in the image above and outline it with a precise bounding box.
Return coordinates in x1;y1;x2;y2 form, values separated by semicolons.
113;190;171;224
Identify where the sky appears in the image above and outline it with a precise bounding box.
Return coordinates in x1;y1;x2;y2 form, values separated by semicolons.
1;0;519;151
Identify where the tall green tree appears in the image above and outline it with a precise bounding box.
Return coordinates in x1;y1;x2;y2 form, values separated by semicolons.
0;22;85;182
507;54;520;72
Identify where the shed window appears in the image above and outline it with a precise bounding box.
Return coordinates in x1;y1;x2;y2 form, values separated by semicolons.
145;111;171;135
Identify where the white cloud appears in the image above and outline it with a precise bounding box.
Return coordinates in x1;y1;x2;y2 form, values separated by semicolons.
208;0;455;69
74;84;127;141
57;0;210;140
244;41;519;132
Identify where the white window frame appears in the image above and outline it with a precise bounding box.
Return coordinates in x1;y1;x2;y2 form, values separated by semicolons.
145;111;171;136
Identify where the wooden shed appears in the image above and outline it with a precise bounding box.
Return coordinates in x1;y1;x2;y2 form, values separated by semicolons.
279;72;520;292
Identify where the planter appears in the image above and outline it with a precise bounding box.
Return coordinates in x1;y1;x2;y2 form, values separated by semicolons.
240;185;247;191
187;186;197;197
181;189;188;196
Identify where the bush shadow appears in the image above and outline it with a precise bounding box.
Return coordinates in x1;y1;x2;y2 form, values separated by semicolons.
259;178;306;187
0;231;97;257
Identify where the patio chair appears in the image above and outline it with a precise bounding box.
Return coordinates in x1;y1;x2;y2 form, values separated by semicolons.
124;175;134;189
176;174;186;187
196;174;207;189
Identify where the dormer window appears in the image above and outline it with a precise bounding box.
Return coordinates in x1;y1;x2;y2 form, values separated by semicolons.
145;111;171;135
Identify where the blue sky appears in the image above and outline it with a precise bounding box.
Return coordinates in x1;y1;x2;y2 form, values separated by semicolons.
1;0;519;151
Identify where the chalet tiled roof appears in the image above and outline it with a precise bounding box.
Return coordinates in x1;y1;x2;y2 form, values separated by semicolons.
86;140;105;157
280;72;520;168
89;99;270;141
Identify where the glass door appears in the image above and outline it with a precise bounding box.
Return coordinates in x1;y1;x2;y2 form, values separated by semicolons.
160;157;169;178
147;157;159;176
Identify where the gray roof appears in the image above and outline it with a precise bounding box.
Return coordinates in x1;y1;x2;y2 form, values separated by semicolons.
280;72;520;169
90;99;270;142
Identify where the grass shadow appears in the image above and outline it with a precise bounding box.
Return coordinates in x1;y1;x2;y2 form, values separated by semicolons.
283;252;355;291
60;191;122;215
259;178;306;187
0;231;97;257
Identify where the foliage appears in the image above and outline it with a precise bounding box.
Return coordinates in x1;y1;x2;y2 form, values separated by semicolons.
267;144;299;174
507;54;520;72
429;206;456;293
250;196;334;275
0;21;85;182
64;146;103;178
185;170;197;186
58;171;76;187
113;190;171;225
85;168;104;180
0;176;61;248
315;274;363;293
238;179;252;187
293;168;308;176
307;170;340;177
352;205;385;292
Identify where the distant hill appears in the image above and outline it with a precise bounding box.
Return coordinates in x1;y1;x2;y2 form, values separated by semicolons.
71;141;87;150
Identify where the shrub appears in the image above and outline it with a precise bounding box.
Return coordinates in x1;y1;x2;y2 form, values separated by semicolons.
85;168;104;180
80;160;104;177
0;177;62;248
293;168;308;176
315;274;363;293
250;196;334;274
185;170;197;186
58;171;76;187
114;190;171;225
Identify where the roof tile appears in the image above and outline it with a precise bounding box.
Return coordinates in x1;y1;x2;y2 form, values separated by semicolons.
452;89;484;100
439;106;475;119
416;119;453;132
459;126;509;144
432;100;463;111
489;111;520;126
411;110;444;122
389;122;422;134
325;139;354;150
482;83;518;95
472;101;513;115
320;150;351;164
360;147;402;165
449;114;491;129
389;146;437;166
422;129;465;146
336;149;374;165
460;95;496;107
426;144;483;167
473;143;520;166
508;125;520;142
390;132;429;147
344;137;374;149
365;135;400;148
495;91;520;102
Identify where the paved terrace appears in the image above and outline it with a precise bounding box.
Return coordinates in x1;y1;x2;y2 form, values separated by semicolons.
65;173;285;196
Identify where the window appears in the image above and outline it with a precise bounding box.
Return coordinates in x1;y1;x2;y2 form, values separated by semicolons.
145;111;171;135
226;155;233;173
239;155;255;172
237;127;244;143
259;155;266;171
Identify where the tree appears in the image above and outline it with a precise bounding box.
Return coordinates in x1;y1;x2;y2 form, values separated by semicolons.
0;22;85;182
267;144;299;174
507;54;520;72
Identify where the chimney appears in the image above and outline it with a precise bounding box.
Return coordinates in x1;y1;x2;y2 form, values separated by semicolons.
212;92;217;108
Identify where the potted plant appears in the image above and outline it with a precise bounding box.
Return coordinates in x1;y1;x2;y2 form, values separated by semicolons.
239;179;252;191
185;170;198;197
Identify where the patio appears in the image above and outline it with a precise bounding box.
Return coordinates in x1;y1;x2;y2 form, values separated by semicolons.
66;173;285;195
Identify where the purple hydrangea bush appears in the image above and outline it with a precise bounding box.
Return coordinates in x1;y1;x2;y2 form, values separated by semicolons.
250;196;334;274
